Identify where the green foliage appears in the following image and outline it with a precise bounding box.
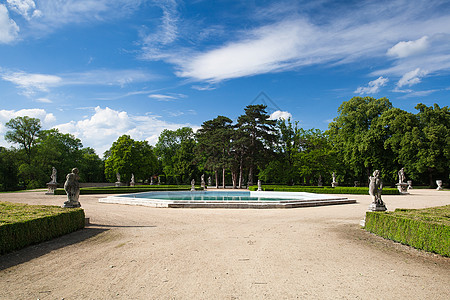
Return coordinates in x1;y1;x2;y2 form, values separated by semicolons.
0;147;19;191
0;202;85;254
364;205;450;257
54;185;200;195
154;127;197;183
5;116;41;163
78;147;105;182
104;135;158;183
248;185;400;195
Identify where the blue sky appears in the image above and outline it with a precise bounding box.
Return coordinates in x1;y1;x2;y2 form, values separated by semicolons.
1;0;449;155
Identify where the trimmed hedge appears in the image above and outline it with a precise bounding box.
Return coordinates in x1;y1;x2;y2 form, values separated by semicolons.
364;205;450;257
249;185;400;195
0;202;85;255
54;185;200;195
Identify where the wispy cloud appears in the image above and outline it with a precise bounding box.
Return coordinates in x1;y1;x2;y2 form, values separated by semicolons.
1;69;156;96
397;68;428;87
355;77;389;95
139;0;450;85
0;4;20;43
148;93;186;101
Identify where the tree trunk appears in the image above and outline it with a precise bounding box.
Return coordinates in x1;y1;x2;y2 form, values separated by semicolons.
239;159;243;189
248;167;253;186
222;167;226;189
215;170;218;189
232;172;237;189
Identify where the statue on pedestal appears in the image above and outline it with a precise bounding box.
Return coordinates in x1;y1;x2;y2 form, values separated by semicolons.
201;174;206;189
318;175;322;187
368;170;386;211
46;167;58;195
115;172;122;187
257;179;262;191
191;179;195;191
63;168;81;208
396;167;409;194
331;172;338;187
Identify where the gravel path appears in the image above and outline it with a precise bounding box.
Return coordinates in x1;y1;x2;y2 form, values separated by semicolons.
1;189;449;299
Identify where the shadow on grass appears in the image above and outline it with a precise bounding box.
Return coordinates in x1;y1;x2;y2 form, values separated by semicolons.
0;227;108;271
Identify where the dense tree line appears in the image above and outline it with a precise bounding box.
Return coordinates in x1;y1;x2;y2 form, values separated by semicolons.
1;97;448;191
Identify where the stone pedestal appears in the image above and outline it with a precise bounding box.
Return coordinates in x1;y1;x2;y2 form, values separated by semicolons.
115;181;123;187
436;180;443;190
407;180;413;190
368;202;387;211
331;182;338;188
46;182;58;195
396;182;409;194
63;200;81;208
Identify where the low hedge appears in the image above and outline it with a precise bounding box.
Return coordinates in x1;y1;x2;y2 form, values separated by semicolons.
0;202;85;255
364;205;450;257
249;185;400;195
54;185;200;195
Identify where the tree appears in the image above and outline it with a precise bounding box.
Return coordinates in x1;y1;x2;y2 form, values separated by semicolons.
259;118;301;185
5;116;41;163
154;127;198;183
78;147;105;182
235;105;276;186
327;97;393;184
411;104;450;186
104;135;158;183
0;147;19;191
196;116;233;188
35;129;83;178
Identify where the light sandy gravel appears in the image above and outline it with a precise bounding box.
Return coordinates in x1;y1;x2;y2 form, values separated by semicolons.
0;189;449;299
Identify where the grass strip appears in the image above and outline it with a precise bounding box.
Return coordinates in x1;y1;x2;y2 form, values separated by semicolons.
249;185;400;195
0;202;85;254
364;205;450;257
54;185;200;195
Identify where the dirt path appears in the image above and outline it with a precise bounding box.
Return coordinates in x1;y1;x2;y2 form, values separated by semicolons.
1;189;449;299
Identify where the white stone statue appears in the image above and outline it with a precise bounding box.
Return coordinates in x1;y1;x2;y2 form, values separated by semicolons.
191;179;195;191
257;179;262;191
50;167;57;184
331;172;338;187
208;176;212;186
368;170;386;211
201;174;206;189
116;172;121;182
398;168;406;184
63;168;81;208
436;180;443;190
318;175;322;187
130;173;135;186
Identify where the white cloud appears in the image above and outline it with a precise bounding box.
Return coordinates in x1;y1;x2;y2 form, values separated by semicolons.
36;97;52;103
140;0;179;60
148;93;186;101
0;4;19;43
1;71;62;95
55;106;195;156
387;36;429;58
397;68;427;87
354;76;389;94
7;0;40;20
1;69;156;96
269;110;292;120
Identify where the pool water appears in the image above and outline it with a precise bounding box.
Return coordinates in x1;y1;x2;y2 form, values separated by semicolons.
119;191;315;202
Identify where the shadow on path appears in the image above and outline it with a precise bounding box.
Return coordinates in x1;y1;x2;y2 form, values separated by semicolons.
88;223;157;228
0;227;107;271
